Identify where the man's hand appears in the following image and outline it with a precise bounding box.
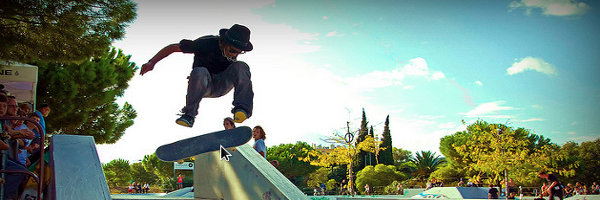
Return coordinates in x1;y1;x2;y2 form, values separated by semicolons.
22;129;35;139
140;62;155;76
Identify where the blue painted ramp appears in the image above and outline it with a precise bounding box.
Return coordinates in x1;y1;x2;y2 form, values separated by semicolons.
50;135;111;200
194;144;309;200
411;187;489;199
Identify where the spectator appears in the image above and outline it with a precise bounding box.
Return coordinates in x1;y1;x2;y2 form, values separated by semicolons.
18;102;32;115
364;183;370;195
144;182;150;193
223;117;235;130
34;103;50;135
591;182;599;194
458;179;465;187
489;183;499;199
467;179;474;187
564;183;574;198
541;182;549;196
12;114;37;166
2;97;34;141
177;174;184;189
397;182;404;195
508;178;516;198
128;183;133;193
575;182;583;195
0;95;27;199
340;180;347;195
426;179;433;190
252;125;266;159
6;96;18;116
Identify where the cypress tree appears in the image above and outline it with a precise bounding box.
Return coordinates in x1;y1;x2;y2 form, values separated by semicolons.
355;108;369;170
379;115;394;165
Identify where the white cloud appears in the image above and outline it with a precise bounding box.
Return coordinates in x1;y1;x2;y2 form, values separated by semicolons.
402;58;429;76
532;104;543;109
323;16;329;20
431;71;445;80
509;0;591;16
343;57;445;90
507;57;557;76
522;118;545;122
475;81;483;86
568;131;576;135
459;101;519;118
326;31;344;37
438;122;456;129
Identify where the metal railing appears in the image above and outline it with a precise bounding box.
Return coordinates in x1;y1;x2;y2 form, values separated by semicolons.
0;116;45;199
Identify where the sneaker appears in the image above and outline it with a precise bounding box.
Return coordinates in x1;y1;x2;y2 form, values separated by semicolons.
176;115;195;127
233;109;247;123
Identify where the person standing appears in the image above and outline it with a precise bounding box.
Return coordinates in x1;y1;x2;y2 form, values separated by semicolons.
489;183;499;199
397;182;404;195
252;125;266;158
140;24;254;127
538;171;564;200
223;117;235;130
177;174;184;189
34;103;50;136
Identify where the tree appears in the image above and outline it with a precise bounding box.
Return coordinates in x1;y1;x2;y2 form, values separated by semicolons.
452;120;577;187
142;153;176;191
267;142;319;186
560;138;600;185
355;164;406;195
33;48;138;144
0;0;137;62
130;162;158;185
355;108;369;170
576;139;600;184
141;153;172;180
307;167;329;188
392;147;412;166
411;150;445;180
393;147;416;175
103;158;131;187
378;115;394;165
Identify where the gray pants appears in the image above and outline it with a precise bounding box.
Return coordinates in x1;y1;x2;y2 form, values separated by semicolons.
183;61;253;118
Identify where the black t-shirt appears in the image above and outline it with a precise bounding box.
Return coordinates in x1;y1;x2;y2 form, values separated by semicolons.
547;174;562;191
179;35;234;74
489;188;499;199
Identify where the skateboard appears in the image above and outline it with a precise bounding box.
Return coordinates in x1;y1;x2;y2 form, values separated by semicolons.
156;126;252;162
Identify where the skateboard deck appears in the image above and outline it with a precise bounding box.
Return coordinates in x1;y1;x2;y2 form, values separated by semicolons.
156;126;252;162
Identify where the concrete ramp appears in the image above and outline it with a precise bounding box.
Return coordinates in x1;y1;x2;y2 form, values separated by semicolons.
412;187;489;199
194;144;308;200
49;135;111;200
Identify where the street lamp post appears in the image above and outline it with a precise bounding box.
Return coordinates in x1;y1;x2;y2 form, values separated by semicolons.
345;121;355;197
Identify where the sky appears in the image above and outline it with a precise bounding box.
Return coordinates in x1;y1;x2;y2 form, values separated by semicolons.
97;0;600;164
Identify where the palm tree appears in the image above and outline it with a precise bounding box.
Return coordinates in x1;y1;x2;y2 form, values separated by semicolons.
410;150;446;180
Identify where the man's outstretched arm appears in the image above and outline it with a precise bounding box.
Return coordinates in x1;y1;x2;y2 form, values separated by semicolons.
140;43;182;75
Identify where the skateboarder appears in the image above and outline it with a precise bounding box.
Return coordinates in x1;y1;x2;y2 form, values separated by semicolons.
538;171;563;200
140;24;254;127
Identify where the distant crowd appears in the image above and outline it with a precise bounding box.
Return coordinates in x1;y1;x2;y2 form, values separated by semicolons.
1;84;51;199
128;181;150;194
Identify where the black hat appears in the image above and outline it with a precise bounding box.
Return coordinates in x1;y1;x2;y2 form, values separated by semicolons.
220;24;253;51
